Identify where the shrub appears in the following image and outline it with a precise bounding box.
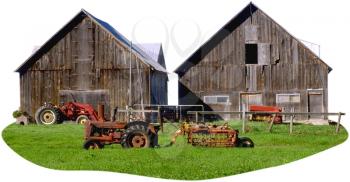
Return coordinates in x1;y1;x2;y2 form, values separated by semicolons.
12;110;23;118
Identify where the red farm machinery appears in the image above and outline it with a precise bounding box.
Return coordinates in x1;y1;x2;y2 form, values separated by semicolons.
35;101;160;149
169;122;254;148
83;107;160;149
249;105;282;124
35;102;100;125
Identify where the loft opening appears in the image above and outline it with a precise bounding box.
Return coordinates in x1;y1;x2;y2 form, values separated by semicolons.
245;44;258;64
245;43;270;65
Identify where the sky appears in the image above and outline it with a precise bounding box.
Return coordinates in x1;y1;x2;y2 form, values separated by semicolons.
0;0;350;181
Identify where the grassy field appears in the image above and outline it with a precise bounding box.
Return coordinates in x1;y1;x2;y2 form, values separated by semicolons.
2;121;348;180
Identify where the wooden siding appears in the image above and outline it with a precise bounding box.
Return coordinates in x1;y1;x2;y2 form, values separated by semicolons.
179;9;329;120
151;71;168;105
20;17;153;118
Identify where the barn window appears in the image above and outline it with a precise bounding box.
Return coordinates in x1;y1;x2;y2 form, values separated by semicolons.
276;94;301;104
204;96;229;104
245;44;258;64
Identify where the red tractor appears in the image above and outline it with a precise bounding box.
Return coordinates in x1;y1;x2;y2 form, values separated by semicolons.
84;120;160;149
35;102;100;125
83;107;160;149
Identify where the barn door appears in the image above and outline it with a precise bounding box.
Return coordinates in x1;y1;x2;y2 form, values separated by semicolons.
308;92;323;119
240;93;262;112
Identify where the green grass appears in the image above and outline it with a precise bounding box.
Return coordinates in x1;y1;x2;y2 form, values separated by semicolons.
2;121;348;180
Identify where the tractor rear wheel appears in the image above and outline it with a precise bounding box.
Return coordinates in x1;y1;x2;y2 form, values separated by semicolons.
237;137;254;148
121;126;150;148
83;140;104;150
35;105;62;125
76;115;89;125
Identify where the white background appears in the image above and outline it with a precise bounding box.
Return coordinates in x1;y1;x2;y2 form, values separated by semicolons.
0;0;349;181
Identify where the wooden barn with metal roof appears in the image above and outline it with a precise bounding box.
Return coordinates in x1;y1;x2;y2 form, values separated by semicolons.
175;3;331;120
16;9;168;118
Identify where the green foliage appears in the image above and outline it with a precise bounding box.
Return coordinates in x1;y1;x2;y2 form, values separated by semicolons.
2;121;348;180
12;110;23;118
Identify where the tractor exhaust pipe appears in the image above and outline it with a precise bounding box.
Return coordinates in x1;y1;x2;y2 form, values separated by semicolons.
112;107;118;122
98;104;106;122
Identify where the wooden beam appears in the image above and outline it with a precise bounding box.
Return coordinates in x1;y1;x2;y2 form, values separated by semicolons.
290;115;295;134
242;108;246;133
187;111;345;116
268;114;276;132
336;112;342;134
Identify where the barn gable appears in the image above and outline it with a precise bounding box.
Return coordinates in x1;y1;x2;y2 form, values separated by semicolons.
16;9;166;74
176;2;331;121
16;9;168;118
175;2;331;77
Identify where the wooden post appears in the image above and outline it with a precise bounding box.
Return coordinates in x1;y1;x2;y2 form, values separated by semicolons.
202;106;205;122
289;108;294;134
128;42;132;107
268;114;276;132
336;112;342;134
242;108;246;133
195;112;199;123
126;105;129;123
179;106;182;121
157;106;163;133
289;115;295;134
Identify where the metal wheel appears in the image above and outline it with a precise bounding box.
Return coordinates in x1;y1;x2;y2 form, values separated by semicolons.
83;140;104;150
121;128;150;148
35;105;62;125
236;137;254;148
76;115;89;125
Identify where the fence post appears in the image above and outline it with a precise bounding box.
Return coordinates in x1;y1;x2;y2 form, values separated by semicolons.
336;112;342;134
179;106;182;122
157;106;163;133
290;115;295;134
289;108;295;134
195;112;199;123
202;106;205;122
268;114;276;132
242;107;246;133
126;105;129;123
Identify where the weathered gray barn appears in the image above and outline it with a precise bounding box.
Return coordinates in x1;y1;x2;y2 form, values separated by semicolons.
175;3;331;120
16;9;168;118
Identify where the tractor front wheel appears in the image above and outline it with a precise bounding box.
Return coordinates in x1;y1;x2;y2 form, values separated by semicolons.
76;115;89;125
83;140;104;150
35;105;62;125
